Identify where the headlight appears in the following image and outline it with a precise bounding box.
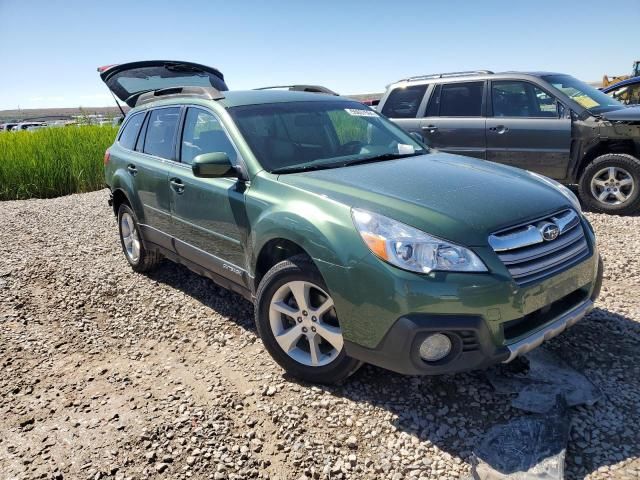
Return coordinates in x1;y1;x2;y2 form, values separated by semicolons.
351;209;487;273
528;172;582;212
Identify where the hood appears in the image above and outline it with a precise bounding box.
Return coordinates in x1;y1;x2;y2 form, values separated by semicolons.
98;60;228;107
277;153;574;246
600;105;640;122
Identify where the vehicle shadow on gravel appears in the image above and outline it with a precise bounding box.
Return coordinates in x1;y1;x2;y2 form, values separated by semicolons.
147;263;640;479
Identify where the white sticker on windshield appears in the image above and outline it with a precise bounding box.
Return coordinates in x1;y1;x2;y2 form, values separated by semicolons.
344;108;378;117
397;143;416;155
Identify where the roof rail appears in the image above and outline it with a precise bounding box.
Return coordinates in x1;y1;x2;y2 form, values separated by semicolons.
396;70;494;83
254;85;339;96
136;86;225;106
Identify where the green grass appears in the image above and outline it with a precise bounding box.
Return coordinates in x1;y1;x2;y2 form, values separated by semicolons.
0;125;117;200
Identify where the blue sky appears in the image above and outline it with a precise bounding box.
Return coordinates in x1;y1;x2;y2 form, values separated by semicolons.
0;0;638;109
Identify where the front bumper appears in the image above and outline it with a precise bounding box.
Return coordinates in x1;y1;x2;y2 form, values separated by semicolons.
343;255;603;376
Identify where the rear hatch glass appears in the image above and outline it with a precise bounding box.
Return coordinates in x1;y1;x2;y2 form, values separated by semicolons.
98;60;228;107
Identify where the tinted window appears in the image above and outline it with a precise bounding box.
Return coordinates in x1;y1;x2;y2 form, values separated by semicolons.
181;108;237;165
118;112;144;150
143;107;181;159
492;81;557;117
439;82;484;117
381;85;427;118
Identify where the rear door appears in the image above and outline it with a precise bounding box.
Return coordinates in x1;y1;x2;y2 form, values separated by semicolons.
379;84;428;135
486;80;570;179
168;106;248;284
98;60;228;107
132;106;181;247
420;81;487;159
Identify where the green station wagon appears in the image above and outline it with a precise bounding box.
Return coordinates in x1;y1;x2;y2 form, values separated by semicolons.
100;61;603;384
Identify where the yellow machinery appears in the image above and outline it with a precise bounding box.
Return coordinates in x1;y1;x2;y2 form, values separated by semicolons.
602;60;640;87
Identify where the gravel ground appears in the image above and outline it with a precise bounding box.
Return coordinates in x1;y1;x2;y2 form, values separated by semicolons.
1;189;639;480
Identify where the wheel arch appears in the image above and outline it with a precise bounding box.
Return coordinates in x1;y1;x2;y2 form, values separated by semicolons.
578;140;639;181
109;171;145;221
249;209;360;293
253;238;311;290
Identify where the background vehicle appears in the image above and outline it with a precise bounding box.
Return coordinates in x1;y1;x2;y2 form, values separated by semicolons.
101;61;601;385
11;121;47;131
378;70;640;215
602;60;640;88
603;76;640;106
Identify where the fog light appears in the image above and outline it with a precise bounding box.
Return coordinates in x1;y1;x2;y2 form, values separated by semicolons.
419;333;452;362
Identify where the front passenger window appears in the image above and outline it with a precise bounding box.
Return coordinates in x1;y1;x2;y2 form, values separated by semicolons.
181;108;237;165
492;81;558;118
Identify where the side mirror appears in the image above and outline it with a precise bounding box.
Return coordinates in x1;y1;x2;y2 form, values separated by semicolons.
192;152;237;178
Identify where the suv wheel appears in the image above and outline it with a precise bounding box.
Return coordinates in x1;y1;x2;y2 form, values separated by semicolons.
579;153;640;215
255;255;361;384
117;204;162;272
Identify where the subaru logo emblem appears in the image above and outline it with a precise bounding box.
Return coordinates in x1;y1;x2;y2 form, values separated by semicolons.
540;222;559;241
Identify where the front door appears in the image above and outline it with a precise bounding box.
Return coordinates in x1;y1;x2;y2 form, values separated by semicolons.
486;80;571;179
168;107;247;284
419;81;487;159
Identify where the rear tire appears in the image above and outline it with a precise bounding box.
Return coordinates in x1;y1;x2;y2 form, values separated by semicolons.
255;255;361;384
117;204;162;272
578;153;640;215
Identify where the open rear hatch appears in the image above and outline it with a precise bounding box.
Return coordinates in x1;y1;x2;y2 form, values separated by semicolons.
98;60;228;107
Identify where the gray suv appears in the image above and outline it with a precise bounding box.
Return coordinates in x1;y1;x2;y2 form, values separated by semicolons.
378;70;640;215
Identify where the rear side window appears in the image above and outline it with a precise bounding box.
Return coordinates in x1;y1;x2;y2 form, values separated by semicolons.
439;82;484;117
118;112;144;150
381;85;427;118
181;108;237;165
143;107;181;160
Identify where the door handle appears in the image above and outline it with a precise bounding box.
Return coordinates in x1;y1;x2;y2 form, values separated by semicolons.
489;125;509;134
169;178;185;194
422;125;438;133
127;164;137;176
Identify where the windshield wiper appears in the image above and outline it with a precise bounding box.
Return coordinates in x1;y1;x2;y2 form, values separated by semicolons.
271;163;343;174
272;151;424;174
340;152;422;167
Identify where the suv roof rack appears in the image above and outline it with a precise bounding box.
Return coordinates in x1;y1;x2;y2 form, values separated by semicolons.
136;86;225;106
254;85;339;96
396;70;494;83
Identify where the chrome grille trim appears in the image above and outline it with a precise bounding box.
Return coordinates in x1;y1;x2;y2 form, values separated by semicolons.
488;209;579;252
489;209;589;285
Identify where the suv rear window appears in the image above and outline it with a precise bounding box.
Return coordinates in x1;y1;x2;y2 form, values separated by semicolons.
118;112;145;150
439;82;484;117
381;85;427;118
143;107;181;160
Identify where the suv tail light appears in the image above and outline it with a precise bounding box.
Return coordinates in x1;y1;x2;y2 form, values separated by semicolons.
104;150;111;165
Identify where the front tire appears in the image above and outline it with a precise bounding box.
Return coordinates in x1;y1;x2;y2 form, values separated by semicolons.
255;255;361;384
578;153;640;215
117;204;162;272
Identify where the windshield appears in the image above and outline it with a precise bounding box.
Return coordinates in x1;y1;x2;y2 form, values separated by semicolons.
228;100;426;173
543;74;624;114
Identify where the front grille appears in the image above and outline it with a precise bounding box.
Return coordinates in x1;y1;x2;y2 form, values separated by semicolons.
489;209;590;286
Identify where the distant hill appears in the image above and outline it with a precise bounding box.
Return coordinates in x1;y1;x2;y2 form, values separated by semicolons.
0;106;129;123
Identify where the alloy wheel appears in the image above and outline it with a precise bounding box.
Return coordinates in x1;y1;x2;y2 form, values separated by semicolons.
120;212;141;263
268;280;343;367
590;166;635;205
